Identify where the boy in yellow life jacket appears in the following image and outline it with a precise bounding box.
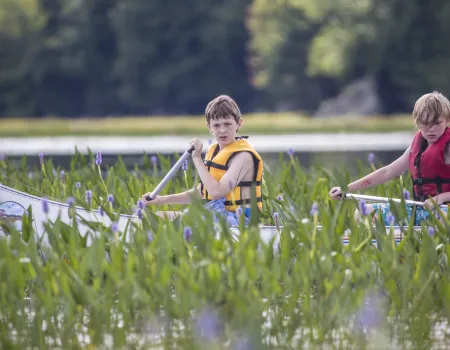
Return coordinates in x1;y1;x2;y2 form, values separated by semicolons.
141;95;264;226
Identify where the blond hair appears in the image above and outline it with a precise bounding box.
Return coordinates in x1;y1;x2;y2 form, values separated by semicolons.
205;95;241;124
413;91;450;126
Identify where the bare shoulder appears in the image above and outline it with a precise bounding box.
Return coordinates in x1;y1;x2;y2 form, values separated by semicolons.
229;151;253;168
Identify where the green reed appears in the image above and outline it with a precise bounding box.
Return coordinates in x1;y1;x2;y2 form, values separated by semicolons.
0;151;449;349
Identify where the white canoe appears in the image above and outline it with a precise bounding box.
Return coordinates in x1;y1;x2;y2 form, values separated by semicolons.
0;183;138;247
0;183;421;249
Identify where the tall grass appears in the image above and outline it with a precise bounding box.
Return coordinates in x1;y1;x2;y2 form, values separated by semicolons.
0;151;449;349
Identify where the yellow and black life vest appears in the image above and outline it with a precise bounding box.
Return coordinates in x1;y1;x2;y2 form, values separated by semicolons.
200;137;263;212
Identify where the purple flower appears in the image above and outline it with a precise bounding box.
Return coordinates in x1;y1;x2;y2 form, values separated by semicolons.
368;153;375;164
403;189;410;200
182;160;188;171
85;190;92;205
428;226;435;236
107;194;114;204
150;156;158;166
98;206;105;216
310;202;318;216
52;169;57;177
42;197;49;214
147;231;153;243
39;152;44;165
287;148;294;157
277;194;283;201
110;222;119;234
359;200;367;216
435;211;441;220
137;199;145;210
75;182;81;189
355;292;383;329
184;226;192;242
60;170;65;181
95;151;102;165
387;214;395;226
67;197;75;208
196;307;222;341
136;209;143;219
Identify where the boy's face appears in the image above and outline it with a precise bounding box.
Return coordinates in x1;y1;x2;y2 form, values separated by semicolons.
417;115;448;144
208;117;242;147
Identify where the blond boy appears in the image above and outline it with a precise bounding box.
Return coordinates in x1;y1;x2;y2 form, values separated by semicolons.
329;91;450;225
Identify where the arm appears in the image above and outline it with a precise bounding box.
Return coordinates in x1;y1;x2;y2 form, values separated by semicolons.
143;184;202;206
192;152;252;200
348;146;411;191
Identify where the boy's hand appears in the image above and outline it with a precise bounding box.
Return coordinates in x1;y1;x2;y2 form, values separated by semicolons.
329;187;343;200
141;193;163;206
189;138;203;159
423;195;442;211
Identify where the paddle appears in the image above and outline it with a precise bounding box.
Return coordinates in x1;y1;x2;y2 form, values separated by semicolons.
145;146;195;201
344;193;426;206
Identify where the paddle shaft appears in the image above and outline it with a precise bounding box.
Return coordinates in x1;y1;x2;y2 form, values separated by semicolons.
345;193;426;206
146;146;194;201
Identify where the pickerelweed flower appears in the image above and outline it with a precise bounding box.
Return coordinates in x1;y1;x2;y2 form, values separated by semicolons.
150;156;158;166
67;197;75;208
287;148;294;157
196;307;222;341
184;226;192;242
137;199;145;210
85;190;92;205
310;202;318;216
111;222;119;234
75;182;81;189
403;189;410;200
136;209;143;219
354;291;384;329
277;194;283;201
42;197;49;214
107;194;114;204
147;231;154;243
387;214;395;226
182;160;188;171
368;153;375;164
98;206;105;216
359;200;367;216
60;170;65;182
39;152;44;165
428;226;435;236
95;151;102;165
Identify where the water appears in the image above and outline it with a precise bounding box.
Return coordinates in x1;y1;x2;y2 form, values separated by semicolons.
5;150;404;174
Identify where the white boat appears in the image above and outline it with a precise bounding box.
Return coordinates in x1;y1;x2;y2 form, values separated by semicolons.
0;183;138;247
0;183;422;250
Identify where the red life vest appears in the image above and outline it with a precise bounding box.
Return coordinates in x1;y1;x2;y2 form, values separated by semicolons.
408;127;450;201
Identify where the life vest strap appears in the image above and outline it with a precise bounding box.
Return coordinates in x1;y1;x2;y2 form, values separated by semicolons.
224;197;262;206
203;160;228;171
237;180;262;186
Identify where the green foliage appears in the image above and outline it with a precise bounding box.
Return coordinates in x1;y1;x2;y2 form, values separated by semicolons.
0;152;448;348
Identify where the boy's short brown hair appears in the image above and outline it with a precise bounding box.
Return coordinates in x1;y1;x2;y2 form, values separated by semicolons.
413;91;450;126
205;95;241;124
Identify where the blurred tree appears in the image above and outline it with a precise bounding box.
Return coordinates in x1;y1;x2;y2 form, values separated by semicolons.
247;0;342;112
112;0;255;115
0;0;46;116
